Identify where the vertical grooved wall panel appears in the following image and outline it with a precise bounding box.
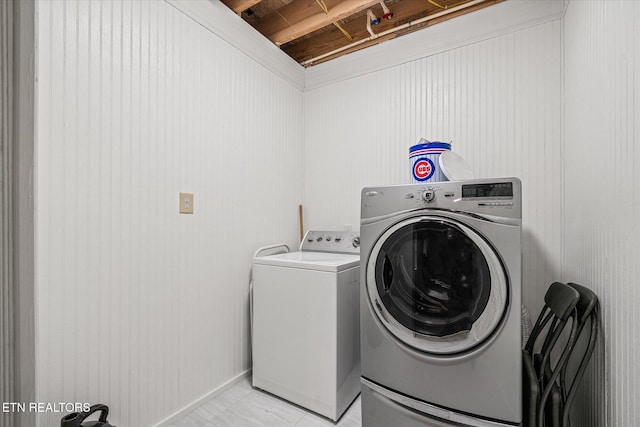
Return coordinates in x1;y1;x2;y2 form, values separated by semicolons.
303;21;563;314
1;1;15;426
35;1;303;426
563;1;640;425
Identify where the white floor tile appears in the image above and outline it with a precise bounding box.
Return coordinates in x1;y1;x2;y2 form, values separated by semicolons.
171;377;362;427
192;390;240;421
170;411;215;427
293;414;334;427
225;378;254;401
293;396;361;427
209;390;306;427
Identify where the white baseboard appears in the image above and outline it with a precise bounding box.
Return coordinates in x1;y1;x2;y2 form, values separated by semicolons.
153;369;252;427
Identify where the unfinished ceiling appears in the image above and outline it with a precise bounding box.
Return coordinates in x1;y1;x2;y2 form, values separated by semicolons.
221;0;503;66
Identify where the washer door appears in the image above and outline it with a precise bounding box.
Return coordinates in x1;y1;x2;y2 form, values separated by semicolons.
366;216;508;355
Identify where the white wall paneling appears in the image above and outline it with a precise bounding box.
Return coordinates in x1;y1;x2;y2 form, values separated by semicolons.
304;21;563;315
563;1;640;425
34;1;303;426
1;1;16;425
13;1;37;426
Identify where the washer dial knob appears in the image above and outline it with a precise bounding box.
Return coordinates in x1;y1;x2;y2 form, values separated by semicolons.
422;188;436;202
352;236;360;248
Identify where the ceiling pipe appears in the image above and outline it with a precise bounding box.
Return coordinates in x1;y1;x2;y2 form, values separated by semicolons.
366;9;380;38
380;1;393;20
302;0;486;66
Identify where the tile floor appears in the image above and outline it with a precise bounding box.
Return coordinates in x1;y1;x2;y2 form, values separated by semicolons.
168;377;362;427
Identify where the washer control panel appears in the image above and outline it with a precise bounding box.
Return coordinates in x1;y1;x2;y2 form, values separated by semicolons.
300;230;361;254
362;178;522;220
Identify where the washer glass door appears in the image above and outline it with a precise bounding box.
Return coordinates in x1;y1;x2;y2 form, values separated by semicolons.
367;216;507;355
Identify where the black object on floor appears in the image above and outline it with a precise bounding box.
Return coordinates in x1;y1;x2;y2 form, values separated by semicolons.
60;404;116;427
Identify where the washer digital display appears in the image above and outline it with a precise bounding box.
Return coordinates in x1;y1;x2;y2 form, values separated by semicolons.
462;182;513;199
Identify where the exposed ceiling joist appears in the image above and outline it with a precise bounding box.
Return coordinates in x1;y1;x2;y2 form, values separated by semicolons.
302;0;501;65
221;0;263;14
284;0;501;65
220;0;505;65
256;0;382;45
283;0;431;62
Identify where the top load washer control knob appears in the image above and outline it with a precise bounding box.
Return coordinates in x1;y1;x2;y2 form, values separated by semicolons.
422;188;435;202
316;237;323;242
335;237;342;242
325;236;332;241
352;236;360;248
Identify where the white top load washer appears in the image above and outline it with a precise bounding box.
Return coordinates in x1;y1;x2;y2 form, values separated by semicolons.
252;230;361;421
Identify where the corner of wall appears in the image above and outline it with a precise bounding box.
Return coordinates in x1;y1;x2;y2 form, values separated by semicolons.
13;0;37;426
166;0;305;91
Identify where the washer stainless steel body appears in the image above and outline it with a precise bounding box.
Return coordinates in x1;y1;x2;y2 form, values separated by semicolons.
360;178;522;427
252;230;361;421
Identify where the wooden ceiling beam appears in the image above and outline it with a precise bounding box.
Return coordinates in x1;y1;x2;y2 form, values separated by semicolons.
283;0;433;62
283;0;501;64
255;0;382;45
308;33;397;66
311;1;502;65
221;0;263;14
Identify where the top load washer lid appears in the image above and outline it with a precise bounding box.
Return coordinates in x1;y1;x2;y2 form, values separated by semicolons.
253;251;360;273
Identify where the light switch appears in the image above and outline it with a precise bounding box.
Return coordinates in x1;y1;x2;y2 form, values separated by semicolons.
180;193;194;214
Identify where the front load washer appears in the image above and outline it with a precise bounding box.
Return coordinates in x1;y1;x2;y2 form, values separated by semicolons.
360;178;522;427
252;230;361;421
